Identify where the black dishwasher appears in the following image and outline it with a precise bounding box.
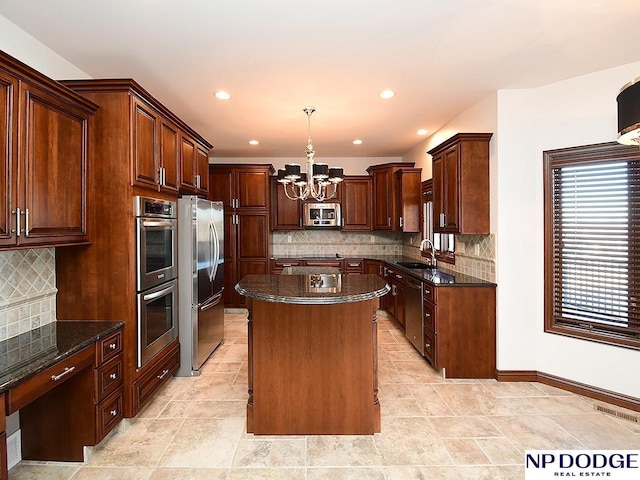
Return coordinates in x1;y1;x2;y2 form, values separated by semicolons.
404;276;424;355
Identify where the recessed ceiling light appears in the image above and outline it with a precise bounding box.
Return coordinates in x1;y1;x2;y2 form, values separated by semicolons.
248;140;259;145
379;90;395;99
214;90;231;100
353;139;363;145
417;129;428;136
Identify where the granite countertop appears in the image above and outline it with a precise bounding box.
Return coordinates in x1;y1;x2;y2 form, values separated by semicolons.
0;320;124;394
236;274;390;305
270;255;496;287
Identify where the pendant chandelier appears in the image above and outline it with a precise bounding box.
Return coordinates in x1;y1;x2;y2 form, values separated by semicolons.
277;107;344;201
617;77;640;147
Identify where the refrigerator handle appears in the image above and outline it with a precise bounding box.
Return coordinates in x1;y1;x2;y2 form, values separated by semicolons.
201;291;224;311
209;222;219;283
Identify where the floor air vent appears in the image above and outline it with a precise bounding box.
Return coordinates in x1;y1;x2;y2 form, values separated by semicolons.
6;430;21;470
595;404;639;423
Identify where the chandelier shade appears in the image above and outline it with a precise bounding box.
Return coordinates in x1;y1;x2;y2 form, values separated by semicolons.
277;107;344;201
617;77;640;146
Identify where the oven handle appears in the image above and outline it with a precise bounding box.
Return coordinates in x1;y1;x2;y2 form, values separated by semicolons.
143;284;174;301
142;219;175;228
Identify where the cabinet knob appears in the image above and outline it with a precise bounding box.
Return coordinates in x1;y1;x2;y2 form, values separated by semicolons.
109;343;118;350
110;409;118;417
424;313;431;318
109;373;118;380
425;343;431;349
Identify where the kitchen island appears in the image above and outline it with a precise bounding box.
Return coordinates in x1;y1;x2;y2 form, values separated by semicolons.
236;274;389;435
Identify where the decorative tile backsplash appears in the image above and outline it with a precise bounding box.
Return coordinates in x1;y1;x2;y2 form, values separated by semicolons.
272;230;404;257
273;230;496;283
0;249;57;342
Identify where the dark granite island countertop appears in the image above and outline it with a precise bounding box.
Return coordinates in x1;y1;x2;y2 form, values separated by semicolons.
235;273;389;305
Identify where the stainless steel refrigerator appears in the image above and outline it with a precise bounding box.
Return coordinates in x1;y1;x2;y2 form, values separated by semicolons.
176;196;224;376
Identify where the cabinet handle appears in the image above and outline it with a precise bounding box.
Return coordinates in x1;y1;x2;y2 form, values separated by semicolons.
399;216;403;228
110;409;118;417
109;373;118;380
349;263;360;267
196;174;201;189
109;343;118;350
51;366;76;382
391;285;397;296
11;208;20;237
387;217;391;227
395;274;403;280
23;209;29;236
157;368;170;380
439;213;446;228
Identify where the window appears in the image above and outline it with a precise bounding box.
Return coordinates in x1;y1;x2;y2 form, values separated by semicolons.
421;180;455;263
543;142;640;350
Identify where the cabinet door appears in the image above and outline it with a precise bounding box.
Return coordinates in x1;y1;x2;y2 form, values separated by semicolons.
159;119;179;193
20;83;90;244
0;72;17;246
131;98;158;189
271;177;302;230
208;166;234;206
432;152;445;233
222;211;236;306
371;169;392;230
195;146;209;195
442;144;460;232
237;169;270;209
180;134;197;191
341;177;371;231
396;170;421;232
237;213;269;259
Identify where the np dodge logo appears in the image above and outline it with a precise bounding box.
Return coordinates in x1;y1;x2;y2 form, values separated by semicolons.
525;451;640;479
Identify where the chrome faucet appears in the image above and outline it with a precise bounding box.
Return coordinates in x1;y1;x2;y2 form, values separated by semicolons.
420;238;436;266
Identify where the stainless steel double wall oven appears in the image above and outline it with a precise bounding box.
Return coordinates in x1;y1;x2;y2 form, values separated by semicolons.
135;196;178;368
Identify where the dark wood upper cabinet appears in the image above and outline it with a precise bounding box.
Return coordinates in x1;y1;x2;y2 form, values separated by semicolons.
1;51;98;249
131;98;158;189
428;133;492;235
179;134;197;191
270;176;303;230
341;176;372;231
367;162;421;232
159;119;180;192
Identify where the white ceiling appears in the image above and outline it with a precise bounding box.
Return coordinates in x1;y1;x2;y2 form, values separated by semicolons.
2;0;639;158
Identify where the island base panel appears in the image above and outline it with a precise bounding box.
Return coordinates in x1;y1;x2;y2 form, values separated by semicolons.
248;299;380;435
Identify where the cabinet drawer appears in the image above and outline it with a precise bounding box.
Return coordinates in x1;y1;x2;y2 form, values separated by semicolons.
7;346;94;414
344;259;364;273
423;300;436;332
423;328;436;366
389;269;404;284
95;355;123;402
423;283;435;303
305;261;342;268
96;386;123;442
132;343;179;414
96;330;123;365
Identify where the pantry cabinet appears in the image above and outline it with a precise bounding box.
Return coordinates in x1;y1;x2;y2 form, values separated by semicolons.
0;51;98;249
428;133;492;234
209;164;274;307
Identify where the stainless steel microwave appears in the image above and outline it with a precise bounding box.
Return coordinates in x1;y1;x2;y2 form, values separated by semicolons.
303;202;341;228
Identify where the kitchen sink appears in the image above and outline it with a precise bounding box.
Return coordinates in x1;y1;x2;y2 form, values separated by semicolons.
396;261;436;270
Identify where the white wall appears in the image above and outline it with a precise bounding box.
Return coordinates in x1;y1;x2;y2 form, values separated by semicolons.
0;15;89;79
528;63;640;398
211;156;403;176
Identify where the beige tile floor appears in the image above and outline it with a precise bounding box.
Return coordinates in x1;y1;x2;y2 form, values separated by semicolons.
10;310;640;480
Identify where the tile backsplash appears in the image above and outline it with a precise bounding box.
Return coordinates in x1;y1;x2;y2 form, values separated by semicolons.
272;230;496;283
272;230;404;257
0;248;57;342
